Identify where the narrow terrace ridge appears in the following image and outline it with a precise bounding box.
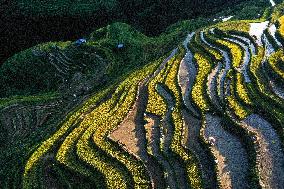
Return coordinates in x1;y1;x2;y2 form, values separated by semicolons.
182;110;218;189
231;34;256;56
268;24;282;47
207;62;223;111
110;83;165;189
145;112;178;189
200;31;231;103
144;113;176;189
224;36;252;83
156;84;190;189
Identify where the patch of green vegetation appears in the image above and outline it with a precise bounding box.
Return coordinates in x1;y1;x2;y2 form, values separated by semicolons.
16;0;117;16
271;2;284;23
1;0;271;67
209;0;271;21
0;92;59;109
0;20;210;99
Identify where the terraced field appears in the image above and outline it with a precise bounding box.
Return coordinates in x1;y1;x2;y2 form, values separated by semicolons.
2;1;284;189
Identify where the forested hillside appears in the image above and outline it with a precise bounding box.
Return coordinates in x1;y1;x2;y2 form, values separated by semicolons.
0;0;274;64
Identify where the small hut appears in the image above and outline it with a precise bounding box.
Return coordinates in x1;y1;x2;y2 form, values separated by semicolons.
75;38;87;46
117;43;125;49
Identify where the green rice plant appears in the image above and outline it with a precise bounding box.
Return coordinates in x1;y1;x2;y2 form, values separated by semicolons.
146;58;173;116
216;39;243;68
144;47;203;188
23;88;112;188
195;32;223;61
277;15;284;37
76;86;134;189
268;49;284;80
236;73;252;105
226;71;251;119
215;20;251;33
226;95;250;119
250;47;284;106
164;49;203;188
250;48;267;93
76;62;158;189
192;52;212;112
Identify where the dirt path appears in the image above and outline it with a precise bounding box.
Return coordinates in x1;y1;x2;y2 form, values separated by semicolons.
178;32;200;117
109;95;141;155
135;85;166;189
207;62;223;110
178;32;219;188
204;113;249;189
242;114;284;188
156;85;175;153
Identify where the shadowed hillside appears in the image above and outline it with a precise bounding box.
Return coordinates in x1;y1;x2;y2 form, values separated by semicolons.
0;0;273;64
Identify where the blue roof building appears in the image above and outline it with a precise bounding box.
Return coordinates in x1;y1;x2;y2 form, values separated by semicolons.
117;43;124;49
75;38;87;46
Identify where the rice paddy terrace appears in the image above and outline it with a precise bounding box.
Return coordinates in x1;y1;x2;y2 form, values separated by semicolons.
2;2;284;189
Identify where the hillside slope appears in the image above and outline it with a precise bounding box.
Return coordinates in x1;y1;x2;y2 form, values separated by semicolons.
0;0;274;65
1;1;284;189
